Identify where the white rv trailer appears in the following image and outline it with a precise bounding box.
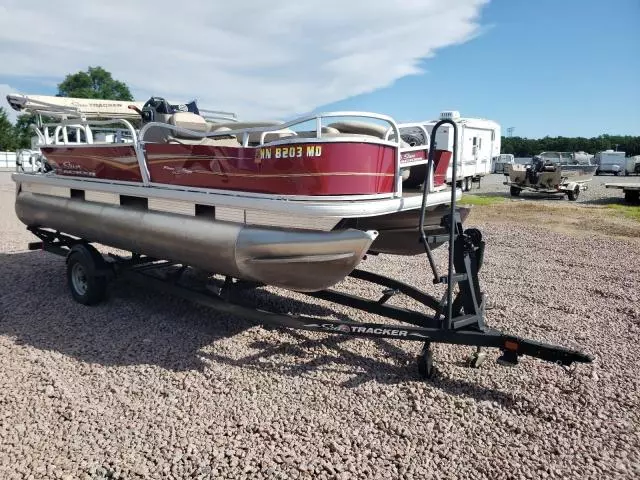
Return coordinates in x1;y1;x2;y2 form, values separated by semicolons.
422;111;501;191
493;153;515;173
593;150;626;176
626;155;640;176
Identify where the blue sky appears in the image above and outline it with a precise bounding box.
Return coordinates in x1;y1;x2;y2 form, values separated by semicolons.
322;0;640;138
1;0;638;138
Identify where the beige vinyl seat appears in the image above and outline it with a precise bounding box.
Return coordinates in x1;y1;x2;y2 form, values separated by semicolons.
328;121;410;146
206;121;296;145
328;121;388;138
144;114;408;148
139;112;238;146
165;112;241;147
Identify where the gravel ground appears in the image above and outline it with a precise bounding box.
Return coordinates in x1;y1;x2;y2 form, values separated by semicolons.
1;172;639;479
473;172;640;204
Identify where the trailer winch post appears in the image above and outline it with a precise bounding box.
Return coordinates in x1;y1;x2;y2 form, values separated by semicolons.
421;119;459;329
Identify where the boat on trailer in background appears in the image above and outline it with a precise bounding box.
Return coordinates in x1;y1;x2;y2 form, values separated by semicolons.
6;93;592;379
504;151;597;201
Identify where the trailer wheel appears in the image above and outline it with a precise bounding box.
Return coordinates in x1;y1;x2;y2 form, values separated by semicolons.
466;349;487;369
625;190;640;204
567;186;580;201
66;246;108;305
510;186;521;197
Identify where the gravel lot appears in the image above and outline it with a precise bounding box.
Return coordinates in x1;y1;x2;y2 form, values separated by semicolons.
1;172;639;479
472;172;640;204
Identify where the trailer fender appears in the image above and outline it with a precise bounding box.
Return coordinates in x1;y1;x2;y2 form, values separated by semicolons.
563;181;586;192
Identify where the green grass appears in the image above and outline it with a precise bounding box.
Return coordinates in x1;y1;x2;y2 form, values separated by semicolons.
606;203;640;222
457;194;507;206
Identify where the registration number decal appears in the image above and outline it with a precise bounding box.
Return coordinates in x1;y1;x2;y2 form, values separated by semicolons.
257;145;323;161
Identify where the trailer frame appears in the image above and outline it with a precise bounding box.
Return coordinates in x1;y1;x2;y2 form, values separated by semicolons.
25;219;592;380
605;182;640;204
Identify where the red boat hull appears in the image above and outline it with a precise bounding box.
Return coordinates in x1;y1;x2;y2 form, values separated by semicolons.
42;145;142;182
41;142;452;196
145;142;396;195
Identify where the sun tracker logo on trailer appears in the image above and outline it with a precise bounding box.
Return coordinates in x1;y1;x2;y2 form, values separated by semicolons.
316;323;409;337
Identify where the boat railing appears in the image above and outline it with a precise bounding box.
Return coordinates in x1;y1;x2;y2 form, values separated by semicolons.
199;109;239;123
139;111;414;195
392;122;434;192
25;108;442;198
37;118;138;146
139;110;401;146
137;111;438;196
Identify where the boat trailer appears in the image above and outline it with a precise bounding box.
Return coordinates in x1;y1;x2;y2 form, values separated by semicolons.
23;120;593;380
605;182;640;204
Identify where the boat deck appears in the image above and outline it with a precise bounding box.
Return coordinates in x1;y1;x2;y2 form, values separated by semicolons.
12;172;460;226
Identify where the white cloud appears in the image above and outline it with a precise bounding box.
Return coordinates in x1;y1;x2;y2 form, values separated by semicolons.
0;0;488;120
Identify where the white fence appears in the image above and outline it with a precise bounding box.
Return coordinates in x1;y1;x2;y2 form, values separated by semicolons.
0;151;42;172
0;151;17;170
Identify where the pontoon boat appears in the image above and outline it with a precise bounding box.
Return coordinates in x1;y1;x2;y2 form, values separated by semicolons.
6;93;592;379
8;94;457;292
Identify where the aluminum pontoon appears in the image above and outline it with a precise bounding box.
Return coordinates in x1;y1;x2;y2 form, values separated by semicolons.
8;93;592;379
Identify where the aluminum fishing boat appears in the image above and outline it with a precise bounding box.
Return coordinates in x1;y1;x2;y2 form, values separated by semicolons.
504;151;598;200
8;94;462;292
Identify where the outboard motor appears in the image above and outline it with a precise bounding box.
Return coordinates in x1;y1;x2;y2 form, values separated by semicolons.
140;96;201;124
139;96;205;143
525;155;542;184
140;97;171;124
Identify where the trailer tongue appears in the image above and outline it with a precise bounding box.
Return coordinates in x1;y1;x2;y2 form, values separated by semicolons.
25;120;593;380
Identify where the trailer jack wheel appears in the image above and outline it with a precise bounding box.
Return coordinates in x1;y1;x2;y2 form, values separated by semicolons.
417;342;435;379
66;246;108;306
466;347;487;369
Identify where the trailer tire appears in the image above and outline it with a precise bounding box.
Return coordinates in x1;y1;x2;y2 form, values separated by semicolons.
402;164;427;189
66;246;108;305
625;190;640;204
510;186;521;197
567;186;580;201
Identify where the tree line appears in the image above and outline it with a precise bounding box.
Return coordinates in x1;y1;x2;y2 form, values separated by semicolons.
1;66;639;157
501;134;639;158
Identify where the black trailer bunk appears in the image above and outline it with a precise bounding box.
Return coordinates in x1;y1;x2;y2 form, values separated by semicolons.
24;120;593;379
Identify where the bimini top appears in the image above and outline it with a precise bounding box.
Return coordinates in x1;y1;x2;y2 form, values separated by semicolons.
5;93;238;123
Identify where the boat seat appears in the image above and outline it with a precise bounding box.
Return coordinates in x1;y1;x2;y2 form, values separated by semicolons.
206;121;296;145
328;121;410;146
167;125;242;147
170;112;210;134
328;121;388;139
143;111;210;144
292;126;342;138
